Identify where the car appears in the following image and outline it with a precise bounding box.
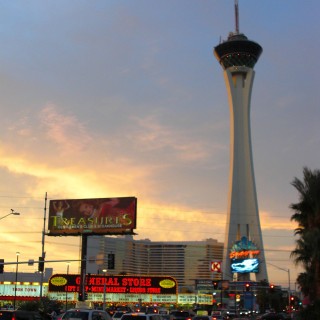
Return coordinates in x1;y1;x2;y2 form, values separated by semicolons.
193;316;212;320
145;307;158;315
107;306;132;316
57;313;65;320
277;313;291;320
133;307;146;313
121;313;162;320
0;310;44;320
158;309;169;320
62;309;112;320
239;309;250;316
223;310;236;320
112;312;126;320
116;307;133;313
256;313;281;320
0;305;14;311
211;316;224;320
106;307;117;316
170;311;194;320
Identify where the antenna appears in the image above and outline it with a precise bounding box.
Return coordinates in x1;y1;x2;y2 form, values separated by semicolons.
235;0;239;34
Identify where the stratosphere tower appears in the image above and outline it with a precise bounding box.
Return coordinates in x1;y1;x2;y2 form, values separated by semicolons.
214;1;268;282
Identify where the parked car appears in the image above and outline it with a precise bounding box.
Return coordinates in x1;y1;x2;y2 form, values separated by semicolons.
0;310;44;320
62;309;111;320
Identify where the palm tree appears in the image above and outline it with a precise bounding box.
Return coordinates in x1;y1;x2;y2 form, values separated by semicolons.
290;167;320;303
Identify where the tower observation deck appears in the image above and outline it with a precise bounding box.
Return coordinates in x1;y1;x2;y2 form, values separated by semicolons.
214;33;262;69
213;3;268;282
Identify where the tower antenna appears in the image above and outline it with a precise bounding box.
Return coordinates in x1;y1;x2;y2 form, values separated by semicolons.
235;0;240;34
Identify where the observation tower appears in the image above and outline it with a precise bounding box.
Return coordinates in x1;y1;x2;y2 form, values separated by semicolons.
214;1;268;281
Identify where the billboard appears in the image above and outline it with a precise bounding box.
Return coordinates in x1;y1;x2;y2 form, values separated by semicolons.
48;274;178;295
47;197;137;236
230;258;259;273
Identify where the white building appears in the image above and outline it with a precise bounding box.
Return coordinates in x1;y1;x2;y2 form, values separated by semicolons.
86;235;223;290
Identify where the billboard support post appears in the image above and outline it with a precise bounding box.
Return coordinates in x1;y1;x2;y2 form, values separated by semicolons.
79;234;88;301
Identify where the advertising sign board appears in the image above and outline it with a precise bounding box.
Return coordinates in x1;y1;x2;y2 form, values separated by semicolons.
48;274;177;295
47;197;137;236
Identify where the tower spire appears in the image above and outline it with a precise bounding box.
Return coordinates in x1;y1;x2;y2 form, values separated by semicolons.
235;0;239;34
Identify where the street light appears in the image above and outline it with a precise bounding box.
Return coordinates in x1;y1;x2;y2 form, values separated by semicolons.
65;263;70;311
268;262;291;310
0;210;20;220
102;269;107;311
13;252;20;310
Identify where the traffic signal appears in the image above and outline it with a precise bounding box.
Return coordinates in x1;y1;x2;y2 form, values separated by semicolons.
245;283;250;292
78;292;83;301
213;281;218;290
290;296;295;304
84;292;88;300
38;257;44;272
270;284;275;292
108;253;115;269
0;259;4;274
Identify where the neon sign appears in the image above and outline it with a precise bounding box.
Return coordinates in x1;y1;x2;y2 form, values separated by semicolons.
49;274;177;295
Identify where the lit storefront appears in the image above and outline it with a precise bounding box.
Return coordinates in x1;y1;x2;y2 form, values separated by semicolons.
0;275;212;306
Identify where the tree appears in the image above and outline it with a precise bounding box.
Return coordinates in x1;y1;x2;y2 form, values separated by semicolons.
255;280;269;313
290;167;320;305
18;297;63;319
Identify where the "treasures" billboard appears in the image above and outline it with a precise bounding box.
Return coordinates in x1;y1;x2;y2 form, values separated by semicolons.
47;197;137;236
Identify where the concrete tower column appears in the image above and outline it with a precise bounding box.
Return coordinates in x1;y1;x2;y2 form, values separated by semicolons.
214;30;268;282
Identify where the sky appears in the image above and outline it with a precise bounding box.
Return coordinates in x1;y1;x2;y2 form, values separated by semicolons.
0;0;319;291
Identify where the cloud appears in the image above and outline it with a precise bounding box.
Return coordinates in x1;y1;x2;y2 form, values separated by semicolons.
260;209;295;230
128;114;211;162
39;103;93;154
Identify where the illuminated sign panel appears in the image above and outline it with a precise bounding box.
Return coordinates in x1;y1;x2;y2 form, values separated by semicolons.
48;274;177;295
231;258;259;273
0;283;48;297
47;197;137;236
229;236;260;274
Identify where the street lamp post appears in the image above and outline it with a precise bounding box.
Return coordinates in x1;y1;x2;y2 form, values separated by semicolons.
13;252;20;310
0;210;20;220
102;269;107;311
268;263;291;311
65;263;70;311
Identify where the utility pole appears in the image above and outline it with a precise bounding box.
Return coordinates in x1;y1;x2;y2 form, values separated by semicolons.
39;192;47;301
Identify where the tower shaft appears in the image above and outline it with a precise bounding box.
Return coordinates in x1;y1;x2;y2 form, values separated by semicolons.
222;66;267;281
